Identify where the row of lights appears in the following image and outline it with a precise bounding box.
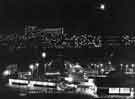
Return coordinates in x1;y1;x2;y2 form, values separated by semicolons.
120;64;135;67
90;61;111;66
29;52;46;70
2;52;47;77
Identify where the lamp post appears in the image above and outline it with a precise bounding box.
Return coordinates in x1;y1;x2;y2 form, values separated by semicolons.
131;64;135;71
96;65;99;75
41;52;47;74
120;64;123;71
35;62;39;80
42;52;46;59
125;64;128;73
130;88;134;97
29;64;34;80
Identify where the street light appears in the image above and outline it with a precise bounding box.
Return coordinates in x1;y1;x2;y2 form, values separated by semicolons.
29;64;34;70
131;64;135;73
100;4;105;10
120;64;123;66
125;64;129;72
35;62;39;67
35;62;39;79
120;64;123;71
42;52;46;59
74;62;81;68
3;70;11;76
100;64;103;67
108;61;111;65
29;64;34;80
131;64;135;68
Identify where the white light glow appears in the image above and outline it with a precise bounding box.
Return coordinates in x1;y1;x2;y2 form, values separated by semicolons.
108;61;111;65
29;64;34;70
80;79;97;97
126;64;129;67
9;79;29;86
65;77;73;82
101;69;104;73
3;70;11;76
109;88;119;93
42;52;46;58
120;64;123;66
19;93;27;96
88;79;94;83
120;88;130;93
9;79;13;86
100;64;103;67
131;64;135;67
66;84;77;88
47;82;56;86
30;81;56;86
28;82;34;87
100;4;105;10
96;65;99;68
35;62;39;67
131;88;134;97
74;64;81;68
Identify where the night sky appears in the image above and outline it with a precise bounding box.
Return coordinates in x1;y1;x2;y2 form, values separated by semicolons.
0;0;135;34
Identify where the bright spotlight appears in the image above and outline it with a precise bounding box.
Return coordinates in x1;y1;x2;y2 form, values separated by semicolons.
120;64;123;66
65;76;73;82
35;62;39;67
101;68;104;73
3;70;11;76
100;4;105;10
74;63;81;68
108;61;111;65
125;64;129;67
131;64;135;67
29;64;34;70
100;64;103;67
42;52;46;58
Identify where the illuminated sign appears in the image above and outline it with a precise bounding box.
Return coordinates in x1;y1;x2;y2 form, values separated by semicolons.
120;88;130;93
109;88;119;94
109;88;131;94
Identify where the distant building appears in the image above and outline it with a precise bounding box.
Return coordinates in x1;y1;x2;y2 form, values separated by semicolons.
24;25;64;39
